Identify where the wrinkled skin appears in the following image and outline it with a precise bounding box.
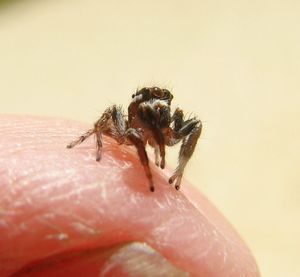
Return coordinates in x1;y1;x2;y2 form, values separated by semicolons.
0;115;260;277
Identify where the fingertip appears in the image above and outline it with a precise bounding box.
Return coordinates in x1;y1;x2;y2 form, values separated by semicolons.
0;116;260;277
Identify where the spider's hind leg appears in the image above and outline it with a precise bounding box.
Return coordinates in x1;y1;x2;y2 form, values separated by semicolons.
94;105;127;161
67;129;95;149
67;105;127;162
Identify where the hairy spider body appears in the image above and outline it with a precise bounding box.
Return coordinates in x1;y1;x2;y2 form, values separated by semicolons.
67;87;202;192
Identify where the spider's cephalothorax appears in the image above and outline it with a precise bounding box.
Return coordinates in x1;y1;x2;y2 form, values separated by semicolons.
67;87;202;192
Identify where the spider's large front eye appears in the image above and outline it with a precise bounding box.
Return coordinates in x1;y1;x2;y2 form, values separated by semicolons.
152;88;165;98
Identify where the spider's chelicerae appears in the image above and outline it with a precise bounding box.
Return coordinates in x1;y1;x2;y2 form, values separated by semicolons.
67;87;202;192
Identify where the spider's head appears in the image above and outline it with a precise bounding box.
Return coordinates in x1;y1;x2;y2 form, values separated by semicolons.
132;87;173;104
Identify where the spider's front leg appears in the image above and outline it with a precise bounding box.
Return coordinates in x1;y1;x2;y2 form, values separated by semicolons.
126;128;154;192
166;108;202;190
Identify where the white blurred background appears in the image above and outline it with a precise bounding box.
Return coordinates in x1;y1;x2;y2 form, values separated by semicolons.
0;1;299;276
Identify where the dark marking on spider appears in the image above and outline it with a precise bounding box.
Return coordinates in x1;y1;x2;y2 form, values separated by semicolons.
67;87;202;192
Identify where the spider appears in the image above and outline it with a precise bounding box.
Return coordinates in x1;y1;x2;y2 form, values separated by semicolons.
67;87;202;192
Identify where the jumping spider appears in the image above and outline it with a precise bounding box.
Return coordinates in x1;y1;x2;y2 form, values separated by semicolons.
67;87;202;192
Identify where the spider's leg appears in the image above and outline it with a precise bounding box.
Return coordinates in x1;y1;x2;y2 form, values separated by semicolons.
110;105;127;144
171;107;184;132
126;128;154;192
67;105;127;162
154;146;160;167
94;105;127;161
166;117;202;190
162;107;184;147
157;132;166;169
66;129;95;149
94;127;103;162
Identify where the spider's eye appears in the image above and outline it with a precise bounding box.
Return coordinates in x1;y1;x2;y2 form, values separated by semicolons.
152;88;164;98
162;89;173;100
132;94;135;98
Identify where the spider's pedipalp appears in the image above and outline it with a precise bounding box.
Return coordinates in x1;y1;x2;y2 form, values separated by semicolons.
137;99;169;169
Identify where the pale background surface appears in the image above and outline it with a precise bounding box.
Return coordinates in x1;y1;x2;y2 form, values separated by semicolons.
0;0;299;276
